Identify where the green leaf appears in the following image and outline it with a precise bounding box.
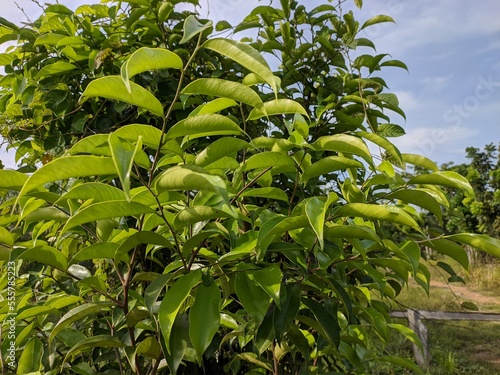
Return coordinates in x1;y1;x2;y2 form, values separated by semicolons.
70;243;119;264
408;171;474;196
401;153;439;172
314;135;372;165
380;59;409;71
182;78;263;109
203;38;278;94
388;323;424;353
420;239;468;270
17;338;43;375
81;76;164;117
302;298;340;347
0;227;14;247
189;98;238;116
137;337;161;359
18;156;116;198
164;314;190;375
189;282;221;362
335;203;422;233
114;231;171;262
35;61;77;80
386;189;443;221
113;124;167;150
301;156;364;183
445;233;500;258
235;269;270;323
145;274;170;315
273;283;301;341
34;33;66;46
11;245;67;270
194;138;251;167
50;302;114;343
305;193;338;250
324;224;381;243
159;270;202;353
240;187;288;202
257;216;310;257
243;151;295;171
180;15;212;44
377;124;406;137
461;301;479;311
361;15;395;30
248;99;308;120
173;206;236;229
109;133;143;199
61;201;154;234
154;165;229;203
357;131;402;163
58;183;125;204
254;265;282;309
166;114;242;140
0;170;28;190
64;335;125;363
121;47;182;91
377;356;423;375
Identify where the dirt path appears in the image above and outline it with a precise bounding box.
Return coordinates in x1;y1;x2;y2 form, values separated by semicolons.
430;279;500;307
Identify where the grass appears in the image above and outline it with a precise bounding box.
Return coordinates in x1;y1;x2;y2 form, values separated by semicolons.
371;256;500;375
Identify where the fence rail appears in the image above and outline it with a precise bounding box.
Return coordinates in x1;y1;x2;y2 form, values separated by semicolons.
390;309;500;368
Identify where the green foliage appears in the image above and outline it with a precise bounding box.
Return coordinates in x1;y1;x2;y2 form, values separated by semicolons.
0;1;499;374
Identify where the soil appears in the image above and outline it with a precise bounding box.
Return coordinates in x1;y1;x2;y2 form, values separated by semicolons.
429;279;500;307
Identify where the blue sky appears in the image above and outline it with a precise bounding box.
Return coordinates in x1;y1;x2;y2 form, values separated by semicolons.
1;0;499;168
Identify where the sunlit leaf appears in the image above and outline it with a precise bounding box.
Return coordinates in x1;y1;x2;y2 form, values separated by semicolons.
408;171;474;196
180;15;212;44
248;99;308;120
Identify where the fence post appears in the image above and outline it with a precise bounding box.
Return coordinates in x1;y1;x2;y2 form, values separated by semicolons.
407;309;430;368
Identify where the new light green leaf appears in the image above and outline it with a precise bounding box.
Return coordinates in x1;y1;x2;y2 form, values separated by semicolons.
388;323;424;353
386;189;443;221
420;239;468;269
137;337;161;359
305;193;338;250
63;335;125;364
121;47;183;91
159;270;202;353
166;114;242;140
445;233;500;258
203;38;278;94
180;15;213;44
242;151;295;171
377;356;423;375
361;15;395;30
10;245;68;270
182;78;263;109
17;338;43;375
114;231;171;262
109;133;143;199
401;153;439;171
335;203;422;233
16;306;58;321
50;302;114;343
408;171;474;196
356;131;402;163
18;156;116;198
81;76;164;117
154;165;229;202
35;61;77;80
257;215;310;257
0;170;28;190
314;134;372;165
194;138;251;167
0;227;14;247
61;201;154;234
189;282;221;362
301;156;363;183
247;99;308;120
189;98;238;116
253;265;282;308
113;124;163;149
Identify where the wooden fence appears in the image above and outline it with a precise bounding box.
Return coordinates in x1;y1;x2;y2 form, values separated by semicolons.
390;309;500;368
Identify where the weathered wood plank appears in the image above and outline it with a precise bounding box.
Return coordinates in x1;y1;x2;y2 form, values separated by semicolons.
390;309;500;321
